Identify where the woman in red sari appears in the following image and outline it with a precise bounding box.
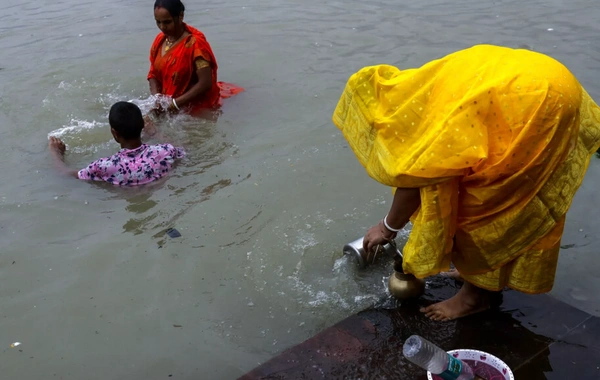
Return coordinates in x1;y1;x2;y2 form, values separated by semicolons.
148;0;242;114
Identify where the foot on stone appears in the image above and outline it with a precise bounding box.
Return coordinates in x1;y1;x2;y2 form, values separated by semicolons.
420;282;492;321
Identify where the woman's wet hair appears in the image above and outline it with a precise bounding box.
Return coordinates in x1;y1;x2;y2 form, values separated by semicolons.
154;0;185;18
109;102;144;140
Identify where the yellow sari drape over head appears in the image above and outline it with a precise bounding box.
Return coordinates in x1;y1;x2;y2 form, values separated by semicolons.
333;45;600;293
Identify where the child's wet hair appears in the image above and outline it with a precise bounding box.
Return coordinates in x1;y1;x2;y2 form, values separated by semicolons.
109;102;144;140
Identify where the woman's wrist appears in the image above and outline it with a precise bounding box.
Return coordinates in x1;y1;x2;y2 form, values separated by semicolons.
167;97;181;113
383;214;403;233
378;219;397;240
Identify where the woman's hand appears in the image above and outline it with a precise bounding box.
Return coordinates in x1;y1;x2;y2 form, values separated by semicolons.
150;95;179;115
363;220;397;254
166;97;180;114
363;188;421;254
150;95;167;114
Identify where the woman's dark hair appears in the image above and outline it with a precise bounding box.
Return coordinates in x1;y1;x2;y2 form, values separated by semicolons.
109;102;144;140
154;0;185;18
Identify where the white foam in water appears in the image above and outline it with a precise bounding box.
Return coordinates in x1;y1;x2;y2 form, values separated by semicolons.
129;94;174;115
47;118;117;155
332;255;351;273
354;294;379;304
48;119;105;138
292;231;317;256
57;81;73;90
44;81;192;156
245;213;394;316
286;272;351;309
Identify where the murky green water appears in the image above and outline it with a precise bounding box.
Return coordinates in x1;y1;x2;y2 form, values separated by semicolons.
1;0;599;378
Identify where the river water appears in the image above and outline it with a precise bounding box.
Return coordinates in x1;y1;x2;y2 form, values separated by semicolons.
1;0;599;378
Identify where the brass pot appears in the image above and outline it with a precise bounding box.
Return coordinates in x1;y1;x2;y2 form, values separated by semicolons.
388;271;425;300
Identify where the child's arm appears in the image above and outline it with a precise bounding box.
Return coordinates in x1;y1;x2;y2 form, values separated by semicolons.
143;114;158;137
48;137;79;178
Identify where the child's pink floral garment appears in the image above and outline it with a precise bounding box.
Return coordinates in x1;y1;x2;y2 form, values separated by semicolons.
78;144;185;186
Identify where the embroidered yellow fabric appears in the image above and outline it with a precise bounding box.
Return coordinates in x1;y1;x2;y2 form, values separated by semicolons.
333;45;600;293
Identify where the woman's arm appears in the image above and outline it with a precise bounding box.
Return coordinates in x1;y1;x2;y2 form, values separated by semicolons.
149;78;161;95
171;59;212;109
363;187;421;253
386;188;421;229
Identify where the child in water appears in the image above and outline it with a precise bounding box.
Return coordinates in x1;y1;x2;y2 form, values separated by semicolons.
48;101;185;186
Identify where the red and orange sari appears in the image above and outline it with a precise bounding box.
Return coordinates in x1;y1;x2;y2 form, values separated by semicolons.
147;23;243;113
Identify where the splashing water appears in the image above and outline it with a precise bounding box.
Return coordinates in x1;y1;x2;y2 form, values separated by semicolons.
44;80;194;154
129;94;174;115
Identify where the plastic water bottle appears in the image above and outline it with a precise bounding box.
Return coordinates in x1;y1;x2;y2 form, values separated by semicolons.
403;335;475;380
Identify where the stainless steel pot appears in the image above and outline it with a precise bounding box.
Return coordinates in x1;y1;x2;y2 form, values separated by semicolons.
342;237;402;268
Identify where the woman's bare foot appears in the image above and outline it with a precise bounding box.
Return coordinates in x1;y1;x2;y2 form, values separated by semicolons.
440;268;464;283
420;282;492;321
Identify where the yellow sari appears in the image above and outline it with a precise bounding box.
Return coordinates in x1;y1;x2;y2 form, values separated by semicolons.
333;45;600;293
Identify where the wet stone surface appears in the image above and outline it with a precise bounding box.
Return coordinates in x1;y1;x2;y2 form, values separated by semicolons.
239;277;599;379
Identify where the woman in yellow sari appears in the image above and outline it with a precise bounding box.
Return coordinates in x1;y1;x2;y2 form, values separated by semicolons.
333;45;600;321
